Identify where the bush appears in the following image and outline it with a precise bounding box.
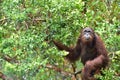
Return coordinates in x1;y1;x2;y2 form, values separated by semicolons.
0;0;120;80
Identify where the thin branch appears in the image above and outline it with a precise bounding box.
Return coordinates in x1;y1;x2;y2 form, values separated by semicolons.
2;55;18;63
74;70;82;76
0;18;8;22
33;18;46;22
39;64;73;76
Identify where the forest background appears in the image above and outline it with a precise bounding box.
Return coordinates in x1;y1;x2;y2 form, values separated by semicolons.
0;0;120;80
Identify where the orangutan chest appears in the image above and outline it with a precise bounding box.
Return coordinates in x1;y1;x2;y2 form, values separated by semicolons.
81;48;97;65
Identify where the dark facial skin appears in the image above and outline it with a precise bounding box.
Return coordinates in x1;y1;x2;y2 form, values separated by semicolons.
81;27;95;44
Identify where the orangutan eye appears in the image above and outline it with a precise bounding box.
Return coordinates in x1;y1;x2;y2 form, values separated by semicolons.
84;30;91;33
84;30;87;32
87;30;91;32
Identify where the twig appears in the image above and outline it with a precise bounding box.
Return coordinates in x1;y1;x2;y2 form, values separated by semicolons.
39;64;73;76
29;17;46;22
0;18;8;22
2;55;18;63
74;70;82;76
33;18;46;22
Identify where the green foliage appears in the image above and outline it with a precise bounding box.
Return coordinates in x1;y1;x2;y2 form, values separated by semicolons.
0;0;120;80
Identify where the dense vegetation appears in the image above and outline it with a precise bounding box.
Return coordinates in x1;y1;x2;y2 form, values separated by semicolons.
0;0;120;80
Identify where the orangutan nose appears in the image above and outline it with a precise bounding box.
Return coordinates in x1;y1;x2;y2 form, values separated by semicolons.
85;34;90;40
